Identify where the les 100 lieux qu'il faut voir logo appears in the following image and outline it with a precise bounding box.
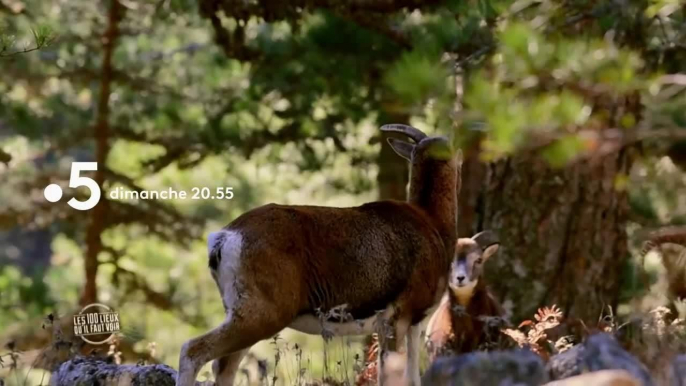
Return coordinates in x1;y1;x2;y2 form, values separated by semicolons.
73;303;121;345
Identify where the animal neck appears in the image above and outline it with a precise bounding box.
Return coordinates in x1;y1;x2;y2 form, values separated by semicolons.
408;159;458;254
451;281;477;307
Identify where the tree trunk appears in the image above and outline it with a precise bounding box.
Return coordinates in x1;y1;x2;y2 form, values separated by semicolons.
459;150;636;322
457;145;486;239
80;0;122;306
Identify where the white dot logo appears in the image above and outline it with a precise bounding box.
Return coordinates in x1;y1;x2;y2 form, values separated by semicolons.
44;184;63;202
43;162;102;210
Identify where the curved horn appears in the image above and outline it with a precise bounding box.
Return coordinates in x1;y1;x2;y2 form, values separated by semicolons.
472;230;499;249
380;124;427;143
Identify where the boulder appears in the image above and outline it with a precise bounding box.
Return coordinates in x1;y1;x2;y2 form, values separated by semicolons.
544;369;641;386
422;349;548;386
50;356;183;386
670;355;686;386
547;333;653;386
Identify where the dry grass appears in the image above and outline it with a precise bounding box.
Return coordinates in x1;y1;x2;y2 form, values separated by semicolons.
614;305;686;385
498;302;686;385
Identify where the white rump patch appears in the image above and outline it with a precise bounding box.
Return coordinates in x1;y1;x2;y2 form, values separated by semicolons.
208;230;243;315
207;231;225;255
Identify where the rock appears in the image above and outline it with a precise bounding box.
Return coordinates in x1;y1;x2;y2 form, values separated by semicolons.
670;355;686;386
544;369;641;386
421;349;548;386
547;333;653;386
50;356;187;386
547;343;586;380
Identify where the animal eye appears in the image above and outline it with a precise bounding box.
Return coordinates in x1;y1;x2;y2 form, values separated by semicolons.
475;258;483;265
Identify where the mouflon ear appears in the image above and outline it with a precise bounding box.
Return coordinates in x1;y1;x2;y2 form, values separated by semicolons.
387;137;414;162
473;230;500;262
472;230;499;249
482;244;500;262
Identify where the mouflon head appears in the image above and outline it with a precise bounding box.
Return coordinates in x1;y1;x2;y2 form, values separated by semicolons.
449;231;500;294
380;124;460;166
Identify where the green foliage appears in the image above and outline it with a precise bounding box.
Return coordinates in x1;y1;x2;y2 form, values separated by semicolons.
461;21;657;163
0;24;56;57
0;0;686;382
0;2;388;377
385;50;450;104
539;135;587;168
0;266;53;331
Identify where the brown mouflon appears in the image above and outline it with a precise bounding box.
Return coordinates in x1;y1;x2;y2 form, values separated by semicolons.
425;231;505;359
176;124;462;386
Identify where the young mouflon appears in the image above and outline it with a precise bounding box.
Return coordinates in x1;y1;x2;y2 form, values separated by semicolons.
425;231;505;359
176;124;462;386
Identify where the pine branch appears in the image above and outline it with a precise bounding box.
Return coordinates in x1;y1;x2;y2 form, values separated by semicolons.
105;200;203;244
111;266;210;328
0;26;56;57
200;0;443;21
332;10;412;49
197;0;444;62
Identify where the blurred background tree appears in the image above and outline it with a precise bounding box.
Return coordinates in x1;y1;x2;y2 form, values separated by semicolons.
1;0;686;384
193;0;686;321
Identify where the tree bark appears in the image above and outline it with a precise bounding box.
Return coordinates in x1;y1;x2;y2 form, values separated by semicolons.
80;0;123;306
459;150;636;322
456;145;486;239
